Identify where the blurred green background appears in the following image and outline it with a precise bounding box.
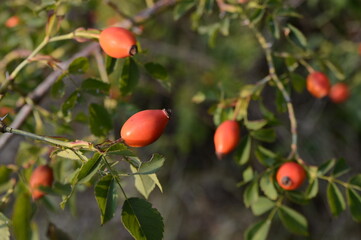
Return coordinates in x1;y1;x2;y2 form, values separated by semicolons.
1;0;361;239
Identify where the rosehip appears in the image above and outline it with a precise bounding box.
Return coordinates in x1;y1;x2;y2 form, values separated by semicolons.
29;165;54;200
120;109;170;147
99;27;137;59
329;83;349;103
276;162;306;190
214;120;240;159
5;16;20;28
306;71;330;98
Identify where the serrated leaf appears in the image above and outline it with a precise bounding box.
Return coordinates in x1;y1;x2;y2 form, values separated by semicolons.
120;57;139;95
174;0;196;21
305;178;318;199
255;146;276;167
327;182;346;216
244;219;271;240
318;159;336;176
347;188;361;222
0;212;10;240
138;154;165;175
121;197;164;240
260;171;278;200
245;119;267;131
244;180;259;208
12;192;33;240
95;175;118;225
278;205;308;236
68;57;89;74
106;56;118;75
89;103;112;137
287;24;307;48
75;153;103;184
251;197;275;216
235;136;251;166
250;128;276;143
332;158;349;178
81;78;110;96
131;166;156;199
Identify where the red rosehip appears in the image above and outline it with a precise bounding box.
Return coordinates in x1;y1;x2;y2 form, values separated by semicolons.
329;83;349;103
5;16;20;28
29;165;54;200
99;27;137;58
306;71;330;98
276;162;306;190
214;120;240;159
120;109;170;147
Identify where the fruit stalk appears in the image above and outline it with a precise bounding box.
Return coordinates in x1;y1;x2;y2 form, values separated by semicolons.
243;13;298;159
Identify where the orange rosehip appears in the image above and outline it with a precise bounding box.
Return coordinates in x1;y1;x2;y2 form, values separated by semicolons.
306;71;330;98
276;162;306;190
214;120;240;159
99;27;137;59
5;16;20;28
329;83;349;103
29;165;54;200
120;109;170;147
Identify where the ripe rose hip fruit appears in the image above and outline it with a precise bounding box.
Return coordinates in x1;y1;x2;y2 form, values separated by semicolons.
276;162;306;190
121;109;170;147
29;165;54;200
329;83;349;103
5;16;20;28
99;27;137;58
214;120;240;159
306;71;330;98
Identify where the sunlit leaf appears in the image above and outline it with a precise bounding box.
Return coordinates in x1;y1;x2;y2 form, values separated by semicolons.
75;153;103;184
121;198;164;240
0;212;10;240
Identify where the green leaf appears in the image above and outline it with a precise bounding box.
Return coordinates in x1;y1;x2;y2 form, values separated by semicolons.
121;197;164;240
120;58;139;95
278;205;308;236
260;171;278;200
12;192;33;240
290;73;305;93
89;103;112;137
244;180;259;208
251;197;275;216
347;188;361;222
105;143;135;156
235;136;251;166
95;175;118;225
318;159;336;176
250;8;265;25
305;178;318;199
243;166;254;184
0;166;11;185
250;128;276;143
106;56;118;75
287;24;307;48
286;191;310;205
0;212;10;240
324;60;345;80
53;149;88;161
144;63;168;81
51;75;65;98
131;166;160;199
327;182;346;216
349;174;361;188
332;158;349;178
68;57;89;74
173;0;196;21
81;78;110;96
255;146;277;167
244;219;271;240
62;91;80;115
138;154;165;175
245;119;267;131
75;153;103;184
